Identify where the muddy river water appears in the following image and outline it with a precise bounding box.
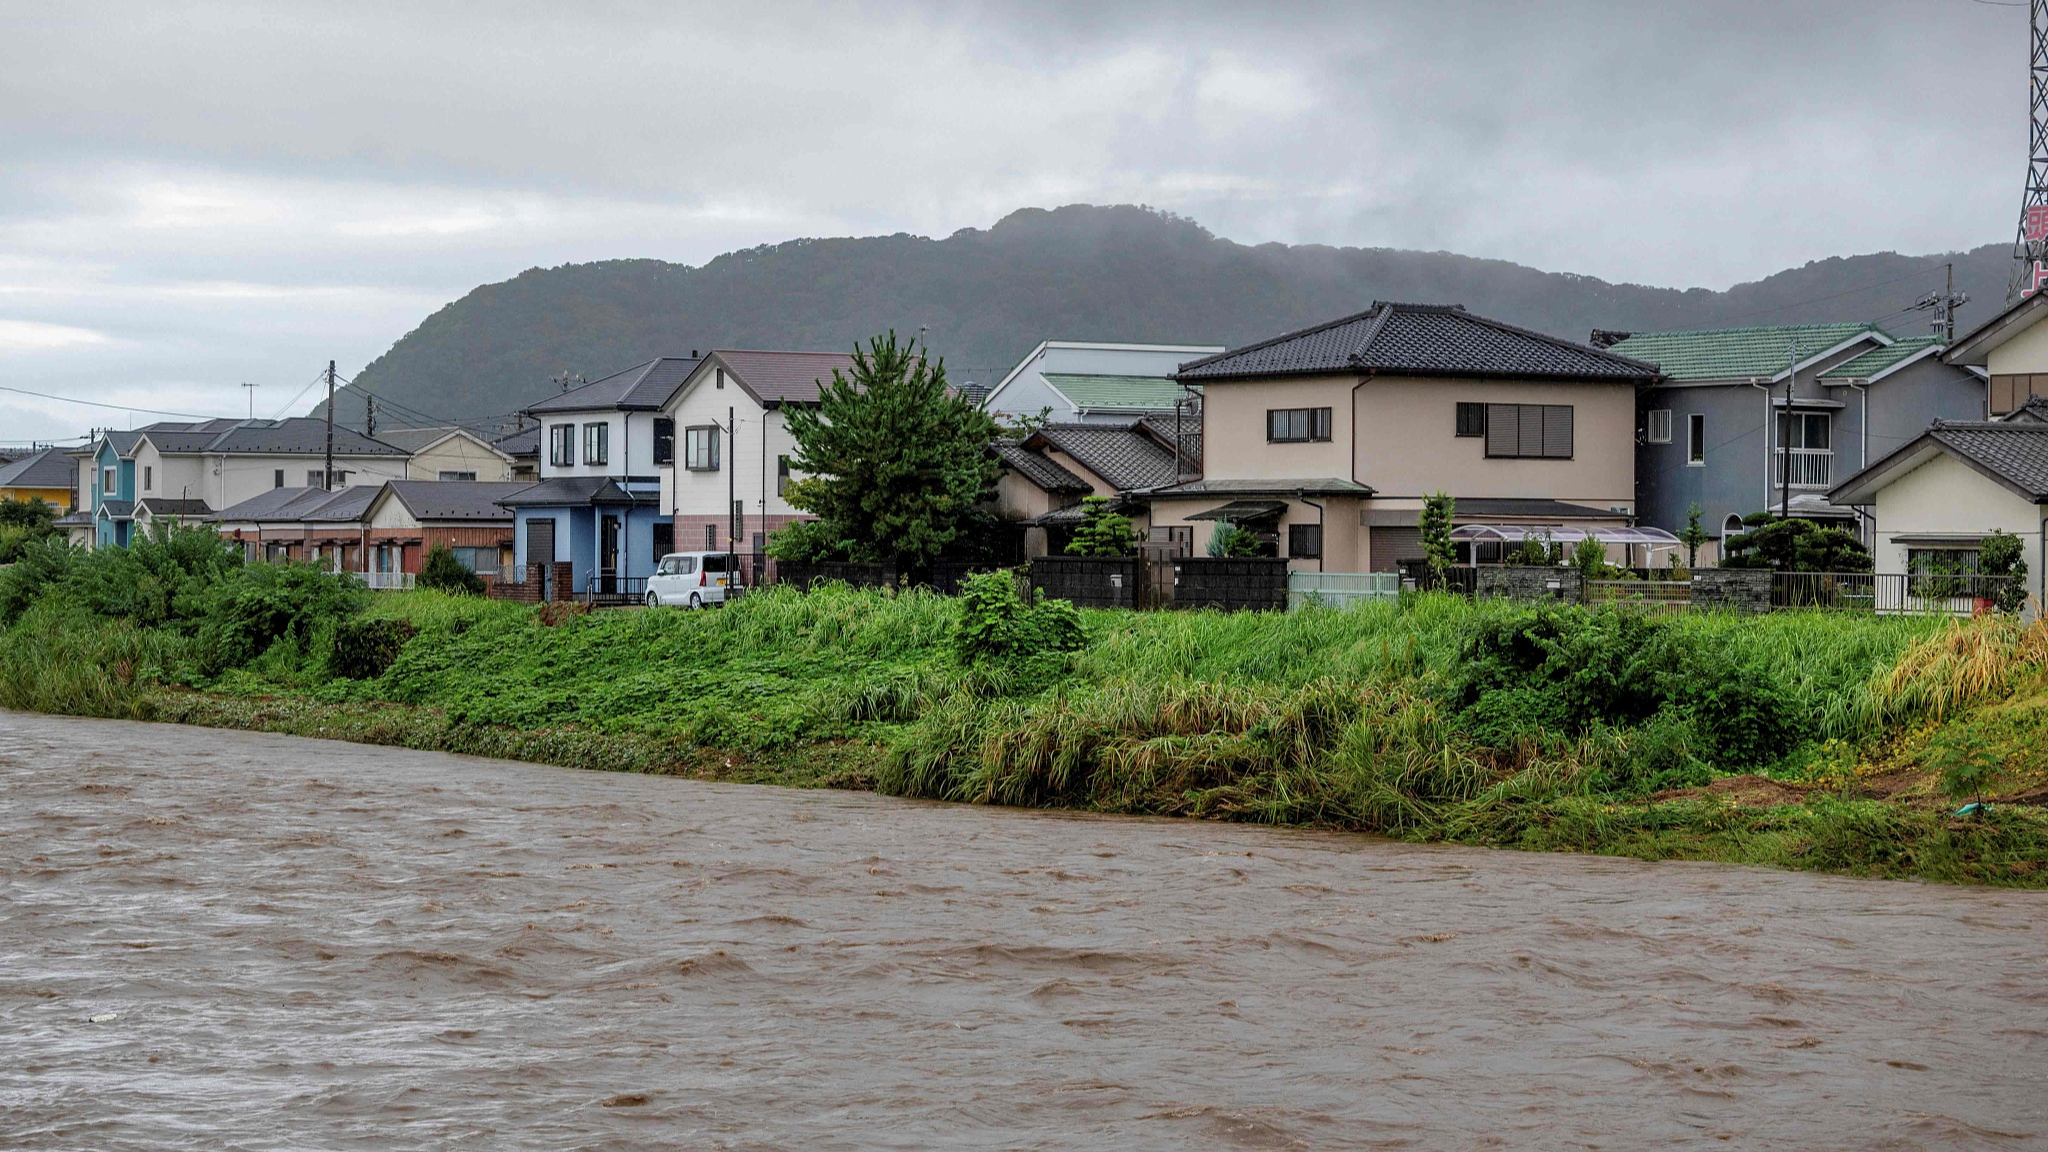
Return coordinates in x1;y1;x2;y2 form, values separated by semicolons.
2;711;2045;1150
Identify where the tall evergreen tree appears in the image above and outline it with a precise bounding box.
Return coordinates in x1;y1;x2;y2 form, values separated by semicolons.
776;332;1001;570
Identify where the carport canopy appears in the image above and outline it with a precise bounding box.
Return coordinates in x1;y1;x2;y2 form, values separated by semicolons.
1449;524;1681;545
1185;500;1289;523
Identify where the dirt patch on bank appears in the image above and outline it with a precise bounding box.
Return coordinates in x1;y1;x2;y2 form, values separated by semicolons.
1653;774;1816;807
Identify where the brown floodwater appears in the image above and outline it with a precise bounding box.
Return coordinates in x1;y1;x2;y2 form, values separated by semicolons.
2;711;2045;1150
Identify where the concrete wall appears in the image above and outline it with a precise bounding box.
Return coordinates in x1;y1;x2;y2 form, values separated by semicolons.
1692;568;1773;613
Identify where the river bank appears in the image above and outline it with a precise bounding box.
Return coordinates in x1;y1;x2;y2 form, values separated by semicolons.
3;535;2046;886
6;710;2044;1150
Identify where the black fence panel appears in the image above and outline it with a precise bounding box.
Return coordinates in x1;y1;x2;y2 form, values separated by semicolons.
774;561;898;590
1173;557;1290;612
1029;556;1141;610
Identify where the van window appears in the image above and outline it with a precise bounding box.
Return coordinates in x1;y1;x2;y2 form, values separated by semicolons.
702;554;730;572
675;557;696;575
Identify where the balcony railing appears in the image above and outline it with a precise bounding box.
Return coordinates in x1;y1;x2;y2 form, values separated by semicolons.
1772;448;1833;488
360;571;415;591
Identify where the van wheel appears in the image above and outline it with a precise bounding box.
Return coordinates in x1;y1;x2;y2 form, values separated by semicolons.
688;592;702;610
645;591;661;608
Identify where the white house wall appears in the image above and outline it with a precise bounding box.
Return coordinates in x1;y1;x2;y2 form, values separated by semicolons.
207;454;408;508
984;342;1220;425
405;434;513;481
537;411;655;480
662;380;809;519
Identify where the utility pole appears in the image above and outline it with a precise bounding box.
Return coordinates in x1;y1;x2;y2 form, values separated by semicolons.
365;395;377;438
324;360;336;491
241;381;259;419
727;405;738;589
1914;263;1970;342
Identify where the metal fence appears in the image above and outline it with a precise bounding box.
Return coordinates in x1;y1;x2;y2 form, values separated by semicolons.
583;575;649;607
1287;571;1401;611
359;571;414;591
1586;579;1692;607
1771;571;2018;615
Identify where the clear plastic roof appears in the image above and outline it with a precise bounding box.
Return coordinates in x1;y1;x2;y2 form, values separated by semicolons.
1448;525;1682;545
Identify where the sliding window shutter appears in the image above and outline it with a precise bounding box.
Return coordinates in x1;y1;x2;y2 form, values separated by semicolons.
1542;405;1574;458
1485;404;1517;457
1517;405;1544;457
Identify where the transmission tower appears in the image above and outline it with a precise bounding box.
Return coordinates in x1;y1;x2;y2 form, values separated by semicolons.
2010;0;2048;303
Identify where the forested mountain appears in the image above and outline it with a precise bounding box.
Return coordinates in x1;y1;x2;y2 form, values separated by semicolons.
335;204;2015;431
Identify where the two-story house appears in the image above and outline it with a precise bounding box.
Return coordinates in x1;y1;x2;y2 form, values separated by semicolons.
980;340;1223;427
1605;324;1986;554
1145;302;1660;572
501;357;701;595
658;349;857;583
75;417;410;548
367;426;519;482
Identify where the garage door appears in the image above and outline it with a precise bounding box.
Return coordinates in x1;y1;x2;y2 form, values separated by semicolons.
1368;526;1424;573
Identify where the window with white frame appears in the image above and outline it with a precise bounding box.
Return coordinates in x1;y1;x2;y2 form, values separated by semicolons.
1646;409;1672;444
583;422;608;466
438;470;477;482
142;465;153;492
549;424;575;467
102;467;116;495
1687;413;1705;465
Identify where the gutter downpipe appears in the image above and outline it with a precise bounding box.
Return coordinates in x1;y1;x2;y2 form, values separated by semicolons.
1749;378;1773;516
1297;491;1325;573
1349;367;1374;567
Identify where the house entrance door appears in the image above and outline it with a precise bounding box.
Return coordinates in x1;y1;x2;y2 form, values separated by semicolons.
600;515;620;595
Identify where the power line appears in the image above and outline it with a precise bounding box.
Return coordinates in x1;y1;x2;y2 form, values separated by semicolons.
0;383;229;421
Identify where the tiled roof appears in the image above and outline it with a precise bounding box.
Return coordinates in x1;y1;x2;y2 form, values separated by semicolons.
1140;477;1376;498
991;441;1093;494
300;486;380;522
135;497;213;517
1452;498;1624;520
1607;323;1881;382
139;417;406;457
0;447;77;490
1026;421;1181;492
385;480;525;521
366;426;508;455
53;510;92;527
1927;422;2048;499
96;499;134;519
712;350;860;407
1136;413;1202;470
525;357;703;415
209;486;331;522
495;476;653;507
1817;336;1943;381
1040;373;1195;412
2001;396;2048;424
492;425;540;455
1178;302;1658;383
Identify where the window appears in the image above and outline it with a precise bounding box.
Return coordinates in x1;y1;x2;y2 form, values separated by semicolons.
1455;402;1486;438
306;469;350;489
1483;404;1574;459
274;469;285;489
446;546;489;572
777;454;792;496
438;470;477;482
703;553;730;572
652;522;674;559
716;368;725;390
1990;373;2048;416
1776;410;1830;451
583;422;608;466
703;524;716;550
653;418;674;466
671;556;696;576
1267;407;1332;443
1908;547;1980;576
1687;413;1706;465
1723;514;1746;538
1646;409;1672;444
1288;523;1323;559
549;424;575;467
685;425;721;471
143;466;153;492
102;467;117;495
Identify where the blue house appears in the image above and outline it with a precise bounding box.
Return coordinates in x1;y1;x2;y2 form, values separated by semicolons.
1604;324;1988;557
89;431;144;548
501;356;702;596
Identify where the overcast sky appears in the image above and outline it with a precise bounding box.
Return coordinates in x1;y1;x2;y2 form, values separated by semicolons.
0;0;2031;442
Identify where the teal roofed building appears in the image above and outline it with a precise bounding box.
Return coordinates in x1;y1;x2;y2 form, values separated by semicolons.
980;340;1223;426
1603;323;1989;557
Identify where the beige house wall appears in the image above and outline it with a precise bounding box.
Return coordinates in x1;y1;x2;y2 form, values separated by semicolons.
995;472;1060;521
1986;319;2048;377
367;492;424;531
1199;376;1356;480
1353;376;1635;507
1870;452;2046;609
1149;495;1367;572
404;434;512;481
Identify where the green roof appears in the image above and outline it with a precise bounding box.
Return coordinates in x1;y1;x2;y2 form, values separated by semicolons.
1606;323;1885;381
1041;373;1196;412
1816;336;1943;380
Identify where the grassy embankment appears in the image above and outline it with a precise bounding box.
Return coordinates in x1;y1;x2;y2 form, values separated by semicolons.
3;532;2046;887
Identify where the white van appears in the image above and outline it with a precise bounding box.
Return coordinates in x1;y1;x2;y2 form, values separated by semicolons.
646;551;737;609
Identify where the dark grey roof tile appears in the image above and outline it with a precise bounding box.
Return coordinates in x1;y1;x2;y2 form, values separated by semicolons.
1177;302;1660;382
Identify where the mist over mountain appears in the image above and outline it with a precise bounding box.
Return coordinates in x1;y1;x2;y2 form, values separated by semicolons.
335;204;2015;432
